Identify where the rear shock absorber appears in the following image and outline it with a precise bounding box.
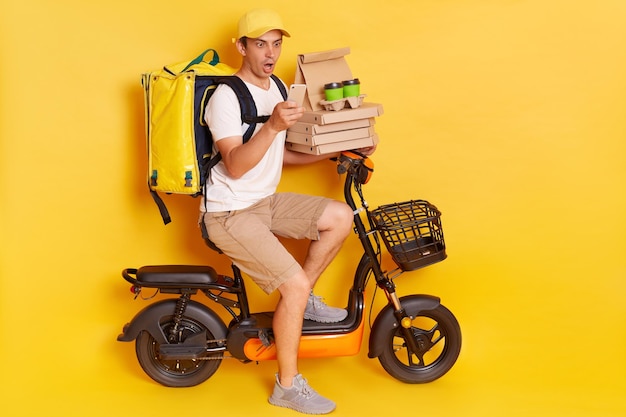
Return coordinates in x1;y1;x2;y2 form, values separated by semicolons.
168;293;191;343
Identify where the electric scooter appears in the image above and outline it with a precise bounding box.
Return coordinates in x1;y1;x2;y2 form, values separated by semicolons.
117;151;461;387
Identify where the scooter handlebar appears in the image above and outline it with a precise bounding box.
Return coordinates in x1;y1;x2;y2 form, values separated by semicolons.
336;151;374;185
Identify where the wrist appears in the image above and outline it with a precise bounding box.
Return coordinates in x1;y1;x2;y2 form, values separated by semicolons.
263;119;282;137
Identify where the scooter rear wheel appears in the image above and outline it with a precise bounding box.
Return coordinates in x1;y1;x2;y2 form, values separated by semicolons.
135;315;222;387
378;300;461;383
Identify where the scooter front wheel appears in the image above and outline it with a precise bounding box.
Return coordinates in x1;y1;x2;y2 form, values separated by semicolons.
378;300;461;383
136;315;222;387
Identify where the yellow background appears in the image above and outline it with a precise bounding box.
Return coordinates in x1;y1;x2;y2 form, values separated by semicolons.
2;0;625;416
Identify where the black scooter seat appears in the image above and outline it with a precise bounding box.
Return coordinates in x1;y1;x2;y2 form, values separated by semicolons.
136;265;219;285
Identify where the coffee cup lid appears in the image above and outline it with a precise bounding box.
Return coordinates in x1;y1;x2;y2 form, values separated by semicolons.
324;82;343;89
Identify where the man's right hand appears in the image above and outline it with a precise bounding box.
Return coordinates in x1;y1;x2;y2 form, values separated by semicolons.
266;101;304;133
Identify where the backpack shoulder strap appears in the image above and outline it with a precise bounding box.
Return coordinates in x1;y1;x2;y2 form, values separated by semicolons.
271;74;288;100
217;76;258;142
238;74;287;127
203;76;256;176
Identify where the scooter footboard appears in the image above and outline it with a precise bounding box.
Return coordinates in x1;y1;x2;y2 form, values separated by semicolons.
367;294;440;358
117;299;227;344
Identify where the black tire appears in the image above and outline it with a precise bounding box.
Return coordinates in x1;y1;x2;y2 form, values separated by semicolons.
135;315;222;387
378;299;461;383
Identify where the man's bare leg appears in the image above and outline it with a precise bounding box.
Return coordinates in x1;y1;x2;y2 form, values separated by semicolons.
273;270;310;386
302;200;353;286
273;200;353;385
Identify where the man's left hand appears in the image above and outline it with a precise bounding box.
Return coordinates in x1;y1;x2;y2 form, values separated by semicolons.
357;145;377;156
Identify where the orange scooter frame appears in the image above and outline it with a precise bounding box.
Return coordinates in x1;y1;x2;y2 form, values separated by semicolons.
243;313;366;361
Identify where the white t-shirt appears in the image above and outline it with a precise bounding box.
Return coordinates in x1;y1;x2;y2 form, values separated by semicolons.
200;78;286;212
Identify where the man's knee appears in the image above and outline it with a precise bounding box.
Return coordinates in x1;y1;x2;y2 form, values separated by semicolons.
278;270;312;300
319;201;353;233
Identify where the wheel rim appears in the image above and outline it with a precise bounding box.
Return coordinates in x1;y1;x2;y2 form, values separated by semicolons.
144;317;212;378
392;315;448;370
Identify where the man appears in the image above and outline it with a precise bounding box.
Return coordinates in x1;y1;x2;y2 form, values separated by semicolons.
200;8;374;414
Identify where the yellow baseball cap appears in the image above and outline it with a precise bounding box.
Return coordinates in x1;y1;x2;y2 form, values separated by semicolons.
237;8;291;39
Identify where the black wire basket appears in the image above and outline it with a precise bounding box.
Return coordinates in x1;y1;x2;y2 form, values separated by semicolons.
369;200;447;271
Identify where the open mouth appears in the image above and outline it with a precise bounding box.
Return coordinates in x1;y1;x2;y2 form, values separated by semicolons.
263;61;275;73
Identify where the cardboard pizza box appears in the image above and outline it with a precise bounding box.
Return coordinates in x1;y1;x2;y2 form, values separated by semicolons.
298;102;384;125
286;134;379;156
286;126;376;146
288;118;375;135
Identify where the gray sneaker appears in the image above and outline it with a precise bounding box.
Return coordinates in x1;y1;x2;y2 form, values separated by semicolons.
268;374;336;414
304;293;348;323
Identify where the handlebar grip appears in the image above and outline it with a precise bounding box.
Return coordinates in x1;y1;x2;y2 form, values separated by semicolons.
337;161;349;174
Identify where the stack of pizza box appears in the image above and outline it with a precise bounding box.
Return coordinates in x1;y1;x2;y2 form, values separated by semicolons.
286;47;383;155
286;103;382;155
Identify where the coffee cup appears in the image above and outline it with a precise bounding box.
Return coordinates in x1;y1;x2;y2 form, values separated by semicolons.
342;78;360;97
324;82;344;101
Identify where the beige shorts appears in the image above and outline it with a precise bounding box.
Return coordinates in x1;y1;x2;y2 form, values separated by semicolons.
200;193;331;294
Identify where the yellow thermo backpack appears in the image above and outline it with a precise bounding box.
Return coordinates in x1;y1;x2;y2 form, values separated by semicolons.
142;49;287;224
